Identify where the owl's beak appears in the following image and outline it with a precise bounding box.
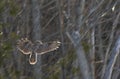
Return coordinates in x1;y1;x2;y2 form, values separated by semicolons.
29;52;37;65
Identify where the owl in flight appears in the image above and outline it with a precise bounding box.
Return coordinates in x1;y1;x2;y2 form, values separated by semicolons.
17;38;60;65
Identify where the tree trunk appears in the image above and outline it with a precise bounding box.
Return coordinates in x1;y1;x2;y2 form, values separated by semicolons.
31;0;41;79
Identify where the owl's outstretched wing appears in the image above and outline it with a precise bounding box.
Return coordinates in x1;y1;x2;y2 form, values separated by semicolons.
17;38;33;55
36;41;61;55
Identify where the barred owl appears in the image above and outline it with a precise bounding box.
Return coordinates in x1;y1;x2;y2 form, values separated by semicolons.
17;38;60;65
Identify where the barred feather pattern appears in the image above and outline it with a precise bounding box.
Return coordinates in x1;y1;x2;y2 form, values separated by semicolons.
17;38;60;65
17;38;33;55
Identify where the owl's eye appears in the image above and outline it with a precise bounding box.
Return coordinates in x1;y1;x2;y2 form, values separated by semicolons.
29;52;37;65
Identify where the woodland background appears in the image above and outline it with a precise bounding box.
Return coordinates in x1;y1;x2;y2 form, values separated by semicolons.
0;0;120;79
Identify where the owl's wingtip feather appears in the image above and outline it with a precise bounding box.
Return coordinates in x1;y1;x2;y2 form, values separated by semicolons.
57;41;61;44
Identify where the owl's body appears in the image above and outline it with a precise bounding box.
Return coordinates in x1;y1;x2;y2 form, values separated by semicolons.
17;38;60;65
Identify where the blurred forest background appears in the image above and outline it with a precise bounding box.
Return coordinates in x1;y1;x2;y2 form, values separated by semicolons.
0;0;120;79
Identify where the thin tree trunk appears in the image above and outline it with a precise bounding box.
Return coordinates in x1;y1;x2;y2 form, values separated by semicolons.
102;12;120;79
90;27;95;79
103;36;120;79
31;0;41;79
66;31;92;79
56;0;66;79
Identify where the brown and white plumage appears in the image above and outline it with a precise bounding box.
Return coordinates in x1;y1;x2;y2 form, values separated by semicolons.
17;38;33;55
29;52;37;65
35;41;61;55
17;38;60;65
